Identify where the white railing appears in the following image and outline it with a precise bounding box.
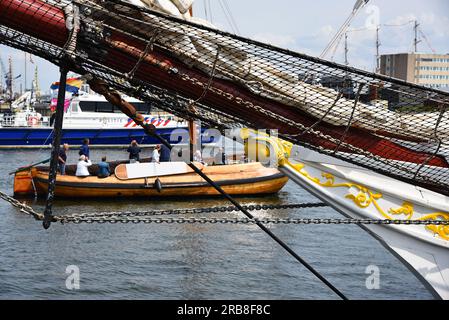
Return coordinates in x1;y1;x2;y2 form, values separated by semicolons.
0;115;17;127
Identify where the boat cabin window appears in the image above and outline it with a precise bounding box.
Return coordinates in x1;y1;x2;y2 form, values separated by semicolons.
70;101;80;113
79;101;152;113
81;84;90;93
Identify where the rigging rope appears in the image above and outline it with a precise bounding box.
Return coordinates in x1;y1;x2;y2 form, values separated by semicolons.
78;75;348;300
42;67;68;229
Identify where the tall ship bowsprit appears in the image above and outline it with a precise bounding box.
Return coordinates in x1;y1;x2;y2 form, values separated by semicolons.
1;0;449;299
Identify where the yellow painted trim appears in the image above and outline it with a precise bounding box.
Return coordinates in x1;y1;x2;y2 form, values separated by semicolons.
288;161;449;241
240;129;449;241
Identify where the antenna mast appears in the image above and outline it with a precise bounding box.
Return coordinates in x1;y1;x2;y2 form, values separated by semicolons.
413;20;421;53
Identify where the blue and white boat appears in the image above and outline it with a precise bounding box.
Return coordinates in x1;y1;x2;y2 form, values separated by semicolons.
0;86;190;148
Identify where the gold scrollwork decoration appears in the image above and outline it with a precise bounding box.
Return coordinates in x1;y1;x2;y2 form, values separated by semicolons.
389;201;414;220
290;161;449;240
419;213;449;241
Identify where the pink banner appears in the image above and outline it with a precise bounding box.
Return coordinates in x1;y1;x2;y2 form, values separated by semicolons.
50;98;71;112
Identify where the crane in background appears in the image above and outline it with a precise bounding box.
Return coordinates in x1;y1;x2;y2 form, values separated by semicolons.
320;0;370;60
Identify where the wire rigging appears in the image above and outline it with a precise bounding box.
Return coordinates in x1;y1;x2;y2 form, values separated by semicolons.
217;0;240;35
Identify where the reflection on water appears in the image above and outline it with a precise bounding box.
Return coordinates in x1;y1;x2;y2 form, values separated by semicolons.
0;149;434;299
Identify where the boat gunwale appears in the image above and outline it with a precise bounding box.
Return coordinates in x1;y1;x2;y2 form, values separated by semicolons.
33;172;287;189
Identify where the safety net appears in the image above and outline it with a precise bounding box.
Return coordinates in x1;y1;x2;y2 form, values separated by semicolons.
0;0;448;195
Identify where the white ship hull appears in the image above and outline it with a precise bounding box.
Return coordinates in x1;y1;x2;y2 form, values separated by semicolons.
282;146;449;299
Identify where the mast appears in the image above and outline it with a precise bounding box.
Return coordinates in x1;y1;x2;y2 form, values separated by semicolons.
0;53;6;98
33;65;40;101
375;25;380;73
188;3;198;160
0;60;2;97
344;32;349;66
24;52;27;92
8;56;13;101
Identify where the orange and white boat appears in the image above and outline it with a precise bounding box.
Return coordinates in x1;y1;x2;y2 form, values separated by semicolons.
13;160;287;198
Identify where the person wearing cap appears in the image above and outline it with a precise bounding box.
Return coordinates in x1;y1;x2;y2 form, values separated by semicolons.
75;154;92;177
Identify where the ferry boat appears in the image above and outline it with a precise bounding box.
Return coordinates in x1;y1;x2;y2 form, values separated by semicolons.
0;86;189;147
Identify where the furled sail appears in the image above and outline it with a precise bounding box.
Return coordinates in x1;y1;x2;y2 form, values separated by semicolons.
1;0;448;194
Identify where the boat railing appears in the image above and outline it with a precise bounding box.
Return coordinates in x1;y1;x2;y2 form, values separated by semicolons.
0;114;48;128
0;114;17;127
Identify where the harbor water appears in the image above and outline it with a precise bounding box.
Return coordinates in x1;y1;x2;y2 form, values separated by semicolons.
0;149;434;299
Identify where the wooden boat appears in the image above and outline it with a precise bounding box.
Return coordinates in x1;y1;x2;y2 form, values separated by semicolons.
13;160;287;198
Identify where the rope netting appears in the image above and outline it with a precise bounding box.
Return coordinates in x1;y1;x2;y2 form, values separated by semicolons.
0;0;448;195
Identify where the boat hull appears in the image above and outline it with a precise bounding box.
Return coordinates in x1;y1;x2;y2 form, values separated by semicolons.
0;127;194;147
19;162;287;198
282;146;449;299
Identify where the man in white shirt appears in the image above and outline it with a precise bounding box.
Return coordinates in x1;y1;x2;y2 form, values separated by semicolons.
76;155;92;177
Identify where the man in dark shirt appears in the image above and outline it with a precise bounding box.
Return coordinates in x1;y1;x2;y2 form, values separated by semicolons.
79;138;90;159
127;140;142;162
160;143;171;162
58;143;69;175
97;156;111;178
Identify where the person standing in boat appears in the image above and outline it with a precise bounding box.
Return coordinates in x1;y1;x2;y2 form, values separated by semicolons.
79;138;90;160
127;140;142;162
213;147;226;165
76;155;92;177
152;145;161;163
97;156;110;178
160;143;171;162
193;149;206;165
58;143;69;175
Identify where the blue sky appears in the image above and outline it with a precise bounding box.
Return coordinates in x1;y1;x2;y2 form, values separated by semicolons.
1;0;448;92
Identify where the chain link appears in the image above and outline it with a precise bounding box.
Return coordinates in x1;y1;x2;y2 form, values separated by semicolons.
57;216;449;226
2;190;447;226
60;202;328;220
0;190;44;220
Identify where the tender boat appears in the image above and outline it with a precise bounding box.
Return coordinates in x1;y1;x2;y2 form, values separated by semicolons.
13;160;288;198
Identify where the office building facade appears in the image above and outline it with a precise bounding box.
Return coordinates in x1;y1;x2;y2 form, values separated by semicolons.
380;53;449;91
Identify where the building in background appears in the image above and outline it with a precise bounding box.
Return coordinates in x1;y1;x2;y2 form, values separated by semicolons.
380;53;449;91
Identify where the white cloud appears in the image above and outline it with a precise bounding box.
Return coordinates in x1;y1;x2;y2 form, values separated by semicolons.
251;32;297;49
317;25;335;38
